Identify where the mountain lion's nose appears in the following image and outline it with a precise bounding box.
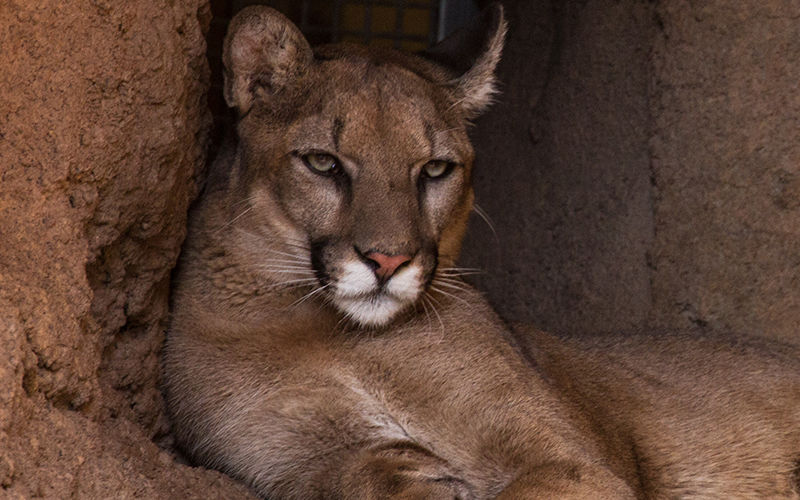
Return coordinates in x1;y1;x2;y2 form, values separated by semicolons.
364;251;412;281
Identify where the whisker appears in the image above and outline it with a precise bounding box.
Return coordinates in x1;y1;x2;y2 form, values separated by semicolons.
229;227;310;260
425;291;442;307
433;277;473;289
438;267;483;272
269;278;318;287
264;247;308;260
258;260;311;267
256;268;316;275
289;284;330;309
224;194;259;214
436;272;484;280
268;283;317;293
214;205;254;236
275;236;311;248
431;280;471;293
279;234;310;243
335;313;351;334
423;293;445;336
428;285;472;308
256;260;311;271
418;296;432;329
473;203;499;243
433;275;468;284
281;240;311;250
261;257;309;265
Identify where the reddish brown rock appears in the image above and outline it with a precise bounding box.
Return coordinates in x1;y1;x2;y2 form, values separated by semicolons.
0;0;253;497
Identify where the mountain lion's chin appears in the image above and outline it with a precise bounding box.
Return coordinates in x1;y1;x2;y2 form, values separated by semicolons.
334;293;414;327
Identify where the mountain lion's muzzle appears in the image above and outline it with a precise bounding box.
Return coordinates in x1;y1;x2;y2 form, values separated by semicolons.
310;236;438;326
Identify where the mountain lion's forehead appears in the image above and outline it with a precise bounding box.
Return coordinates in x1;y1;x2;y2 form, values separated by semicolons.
290;100;438;162
277;54;471;162
313;57;444;111
290;62;451;157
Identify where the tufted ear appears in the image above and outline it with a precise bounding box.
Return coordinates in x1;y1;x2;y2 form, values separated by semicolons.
423;3;507;119
222;6;313;114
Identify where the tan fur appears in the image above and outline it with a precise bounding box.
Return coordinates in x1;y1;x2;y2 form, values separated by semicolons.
163;6;800;499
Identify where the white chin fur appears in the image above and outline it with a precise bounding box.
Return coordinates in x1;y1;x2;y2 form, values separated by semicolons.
335;294;407;327
332;261;423;326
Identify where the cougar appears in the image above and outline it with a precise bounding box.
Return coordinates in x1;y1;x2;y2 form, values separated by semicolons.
163;5;800;499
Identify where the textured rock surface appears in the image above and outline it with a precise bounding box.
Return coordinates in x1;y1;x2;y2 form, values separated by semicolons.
649;1;800;342
0;1;253;497
463;0;655;334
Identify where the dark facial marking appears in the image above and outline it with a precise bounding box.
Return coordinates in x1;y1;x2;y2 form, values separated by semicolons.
423;120;436;157
309;237;332;285
332;117;344;151
423;242;439;289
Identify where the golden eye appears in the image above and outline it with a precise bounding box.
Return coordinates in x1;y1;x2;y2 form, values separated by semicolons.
423;160;452;179
303;153;338;174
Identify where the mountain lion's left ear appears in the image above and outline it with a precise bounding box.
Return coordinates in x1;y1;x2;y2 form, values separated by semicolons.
423;3;507;118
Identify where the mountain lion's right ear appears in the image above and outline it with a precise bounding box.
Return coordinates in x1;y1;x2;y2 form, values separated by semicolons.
223;6;313;114
423;3;507;119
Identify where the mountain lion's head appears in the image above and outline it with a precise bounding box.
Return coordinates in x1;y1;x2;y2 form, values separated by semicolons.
217;6;506;327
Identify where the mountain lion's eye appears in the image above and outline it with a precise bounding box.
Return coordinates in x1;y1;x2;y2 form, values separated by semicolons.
303;153;338;174
422;160;453;179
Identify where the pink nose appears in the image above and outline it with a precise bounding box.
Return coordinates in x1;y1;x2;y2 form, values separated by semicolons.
366;252;412;281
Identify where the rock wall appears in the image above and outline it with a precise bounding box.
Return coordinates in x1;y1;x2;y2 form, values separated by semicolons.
0;1;252;497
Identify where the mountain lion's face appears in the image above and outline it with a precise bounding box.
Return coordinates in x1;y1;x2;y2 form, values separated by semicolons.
236;58;474;326
222;8;503;326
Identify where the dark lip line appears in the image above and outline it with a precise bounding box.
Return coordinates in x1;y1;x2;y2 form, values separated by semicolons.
314;270;437;302
333;289;408;301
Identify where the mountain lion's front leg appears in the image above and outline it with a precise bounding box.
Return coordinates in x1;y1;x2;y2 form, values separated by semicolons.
190;374;478;500
495;462;637;500
336;441;473;499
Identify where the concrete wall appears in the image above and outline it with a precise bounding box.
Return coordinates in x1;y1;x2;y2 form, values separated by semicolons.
464;0;799;345
463;0;655;335
648;1;800;343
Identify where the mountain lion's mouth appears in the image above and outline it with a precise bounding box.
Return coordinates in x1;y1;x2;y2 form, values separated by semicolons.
330;260;424;326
